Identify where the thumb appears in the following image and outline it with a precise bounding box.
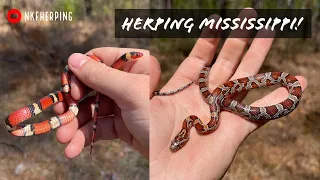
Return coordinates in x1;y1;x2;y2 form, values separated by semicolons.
68;53;148;109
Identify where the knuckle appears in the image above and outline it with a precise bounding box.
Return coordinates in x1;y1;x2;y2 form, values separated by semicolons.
84;63;109;85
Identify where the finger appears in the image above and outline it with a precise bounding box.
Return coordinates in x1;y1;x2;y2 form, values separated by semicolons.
228;8;257;38
113;106;140;146
229;29;275;102
246;76;307;132
56;95;114;144
122;50;149;75
150;55;161;98
252;76;307;106
189;14;221;64
64;116;118;159
53;101;68;115
208;9;257;88
68;53;148;109
53;75;91;114
219;76;307;150
232;29;275;78
86;107;133;146
70;74;90;100
170;15;221;83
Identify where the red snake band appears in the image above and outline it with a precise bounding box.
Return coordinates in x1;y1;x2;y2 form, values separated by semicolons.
154;67;302;151
5;52;143;154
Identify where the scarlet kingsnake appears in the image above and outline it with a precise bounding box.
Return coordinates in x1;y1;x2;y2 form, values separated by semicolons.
154;67;302;151
5;52;143;154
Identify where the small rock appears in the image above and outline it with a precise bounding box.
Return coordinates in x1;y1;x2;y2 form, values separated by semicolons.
14;163;27;175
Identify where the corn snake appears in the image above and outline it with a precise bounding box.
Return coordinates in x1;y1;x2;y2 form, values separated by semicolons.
5;52;143;154
154;67;302;151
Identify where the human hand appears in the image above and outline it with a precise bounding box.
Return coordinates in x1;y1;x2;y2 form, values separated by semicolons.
150;25;308;180
54;47;150;159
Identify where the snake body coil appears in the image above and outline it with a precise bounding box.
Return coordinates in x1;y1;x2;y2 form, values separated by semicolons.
155;67;302;151
5;52;143;154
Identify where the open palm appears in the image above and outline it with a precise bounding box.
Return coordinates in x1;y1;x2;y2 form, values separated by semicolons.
150;33;307;179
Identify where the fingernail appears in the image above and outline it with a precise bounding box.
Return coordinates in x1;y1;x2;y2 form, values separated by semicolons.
69;53;87;69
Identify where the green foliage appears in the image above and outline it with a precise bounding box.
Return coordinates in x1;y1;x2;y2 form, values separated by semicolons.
54;0;84;20
172;0;194;9
101;0;136;19
294;0;304;8
103;4;112;18
263;0;279;9
152;0;319;9
171;0;217;9
241;0;253;8
198;1;218;9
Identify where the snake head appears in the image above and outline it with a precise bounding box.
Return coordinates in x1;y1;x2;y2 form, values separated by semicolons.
4;116;13;132
170;130;189;152
130;52;143;59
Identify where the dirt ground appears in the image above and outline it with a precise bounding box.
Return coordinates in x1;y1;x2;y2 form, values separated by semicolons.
152;38;320;180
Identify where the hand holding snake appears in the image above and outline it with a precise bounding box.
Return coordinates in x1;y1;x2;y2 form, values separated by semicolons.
150;35;307;179
5;47;150;159
55;48;150;159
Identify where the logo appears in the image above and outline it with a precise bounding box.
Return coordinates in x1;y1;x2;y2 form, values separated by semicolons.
6;8;73;23
7;9;22;24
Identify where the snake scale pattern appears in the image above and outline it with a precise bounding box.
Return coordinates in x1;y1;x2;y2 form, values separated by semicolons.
5;52;143;154
154;67;302;151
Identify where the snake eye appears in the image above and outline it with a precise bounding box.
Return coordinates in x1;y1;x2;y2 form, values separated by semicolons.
174;142;180;147
130;52;143;59
136;52;143;57
170;141;180;150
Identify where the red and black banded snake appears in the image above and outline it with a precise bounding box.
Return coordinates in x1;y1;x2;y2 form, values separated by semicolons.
154;67;302;151
5;52;143;154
